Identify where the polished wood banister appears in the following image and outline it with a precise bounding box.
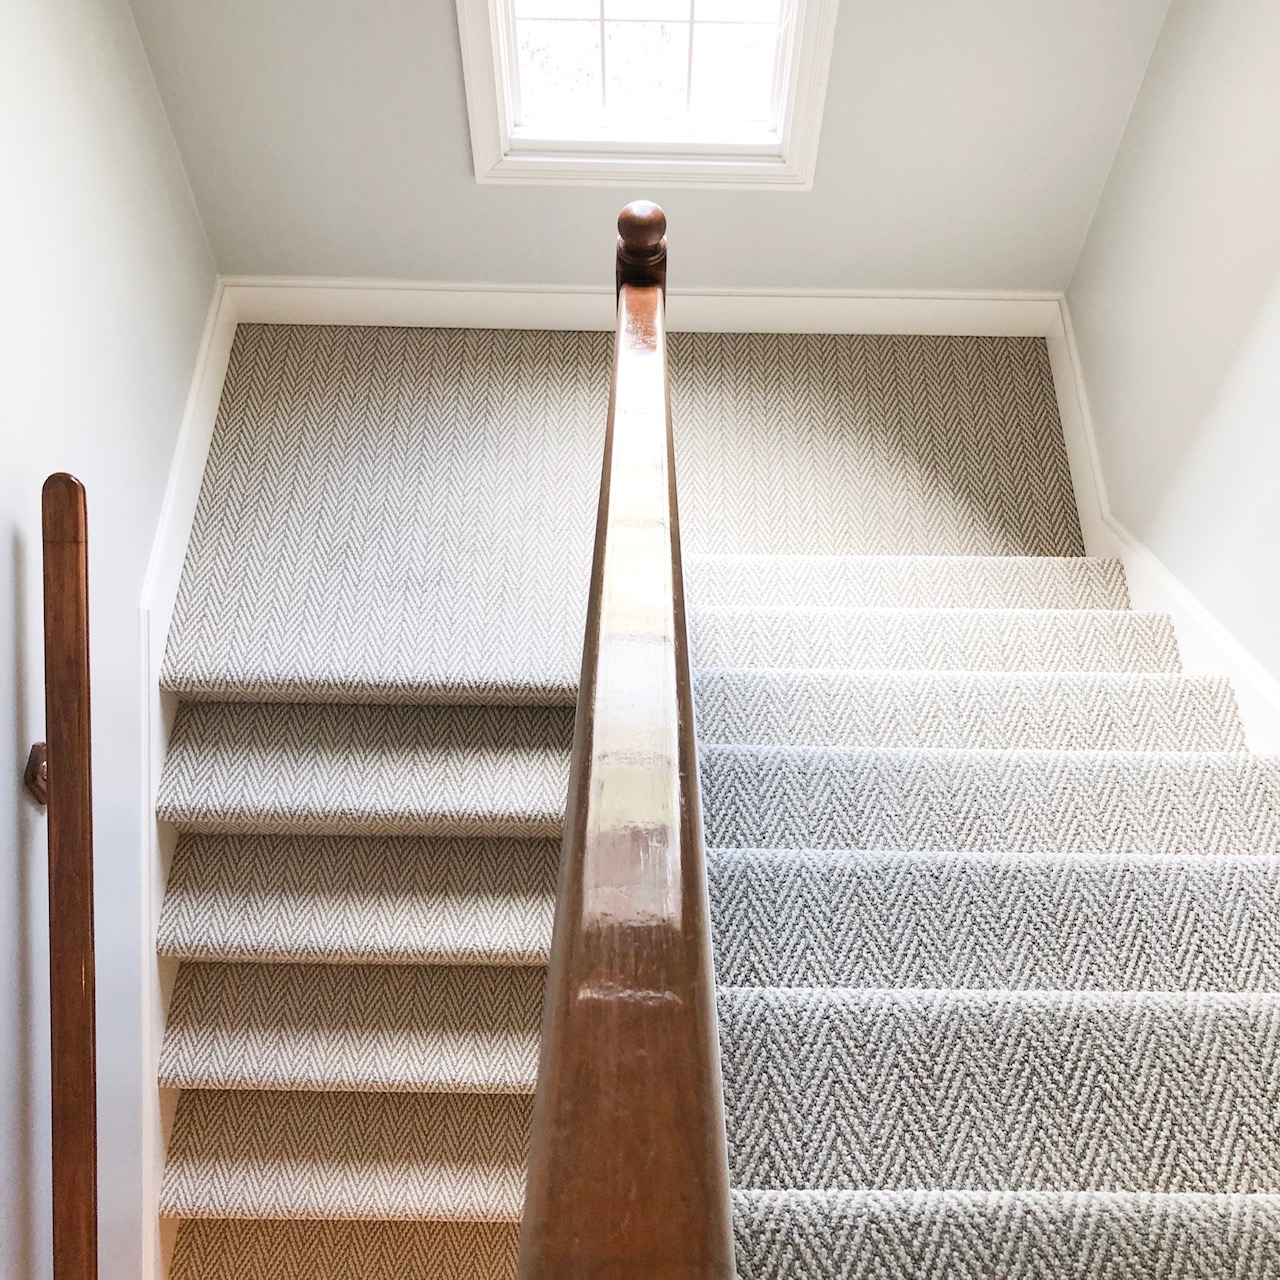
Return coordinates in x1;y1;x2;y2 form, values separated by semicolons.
517;204;735;1280
34;473;98;1280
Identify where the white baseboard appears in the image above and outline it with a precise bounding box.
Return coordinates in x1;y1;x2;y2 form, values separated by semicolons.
1048;299;1280;751
225;278;615;330
137;279;237;1280
223;276;1061;336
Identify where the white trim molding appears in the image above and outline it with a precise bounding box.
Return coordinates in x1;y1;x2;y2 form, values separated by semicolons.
137;278;238;1280
454;0;840;188
1047;298;1280;751
223;276;1061;335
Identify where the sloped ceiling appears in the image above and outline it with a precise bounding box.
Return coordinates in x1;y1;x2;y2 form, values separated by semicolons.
127;0;1169;289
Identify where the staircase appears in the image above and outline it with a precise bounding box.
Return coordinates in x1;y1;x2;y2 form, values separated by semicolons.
699;554;1280;1276
154;324;1280;1277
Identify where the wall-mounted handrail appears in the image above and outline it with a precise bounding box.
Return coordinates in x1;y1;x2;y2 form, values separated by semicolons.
517;205;735;1280
32;473;98;1280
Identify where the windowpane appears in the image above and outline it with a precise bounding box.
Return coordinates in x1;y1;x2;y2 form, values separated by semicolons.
514;0;598;19
689;22;777;123
516;19;602;119
605;0;692;19
694;0;779;22
604;21;689;120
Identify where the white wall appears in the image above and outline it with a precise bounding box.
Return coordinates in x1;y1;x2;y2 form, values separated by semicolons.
1068;0;1280;690
0;1;216;1277
125;0;1168;290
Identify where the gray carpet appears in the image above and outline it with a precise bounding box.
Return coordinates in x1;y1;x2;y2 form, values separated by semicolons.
155;324;1280;1278
160;962;542;1093
695;670;1244;751
731;1191;1280;1280
691;605;1180;671
169;1221;521;1280
157;835;557;966
686;554;1127;610
719;988;1280;1192
701;746;1280;854
160;1090;529;1220
156;702;572;838
708;850;1280;990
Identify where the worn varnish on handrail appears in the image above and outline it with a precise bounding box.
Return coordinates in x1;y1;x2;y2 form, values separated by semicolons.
517;205;735;1280
38;473;98;1280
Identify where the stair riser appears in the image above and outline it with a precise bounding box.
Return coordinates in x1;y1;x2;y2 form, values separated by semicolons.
687;557;1129;611
732;1190;1280;1280
709;850;1280;990
702;748;1280;855
160;1090;530;1221
156;704;572;837
170;1220;520;1280
691;609;1180;673
158;836;557;967
720;990;1280;1194
160;963;543;1093
695;672;1243;752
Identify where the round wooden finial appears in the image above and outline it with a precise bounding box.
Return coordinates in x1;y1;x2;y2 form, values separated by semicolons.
618;201;666;255
616;201;667;290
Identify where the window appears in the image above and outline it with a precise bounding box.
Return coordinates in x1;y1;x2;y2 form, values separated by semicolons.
455;0;840;186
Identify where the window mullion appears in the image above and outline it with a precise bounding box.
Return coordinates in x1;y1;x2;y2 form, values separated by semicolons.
598;0;607;119
493;0;815;161
502;0;523;130
685;0;695;114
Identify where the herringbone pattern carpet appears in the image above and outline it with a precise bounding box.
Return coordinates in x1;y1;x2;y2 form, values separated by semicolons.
156;324;1280;1277
709;850;1280;990
701;544;1280;1276
160;1090;529;1219
160;962;542;1092
720;988;1280;1192
157;835;557;966
161;327;1079;705
732;1191;1280;1280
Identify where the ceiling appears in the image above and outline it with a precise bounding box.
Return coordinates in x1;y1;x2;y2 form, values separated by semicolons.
127;0;1170;290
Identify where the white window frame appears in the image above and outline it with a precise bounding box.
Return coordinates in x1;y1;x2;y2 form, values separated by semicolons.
454;0;841;189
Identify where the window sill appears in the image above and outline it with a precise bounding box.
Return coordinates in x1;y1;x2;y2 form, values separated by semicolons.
473;146;815;189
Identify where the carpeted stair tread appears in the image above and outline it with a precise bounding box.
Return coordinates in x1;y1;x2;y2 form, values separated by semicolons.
159;963;541;1093
691;607;1179;672
702;746;1280;854
718;987;1280;1194
731;1189;1280;1280
160;1089;529;1220
686;555;1128;611
694;670;1243;751
162;667;579;707
709;849;1280;990
157;835;556;966
156;703;571;837
168;1219;519;1280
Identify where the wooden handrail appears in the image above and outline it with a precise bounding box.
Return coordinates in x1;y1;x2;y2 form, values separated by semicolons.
32;474;98;1280
517;204;735;1280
